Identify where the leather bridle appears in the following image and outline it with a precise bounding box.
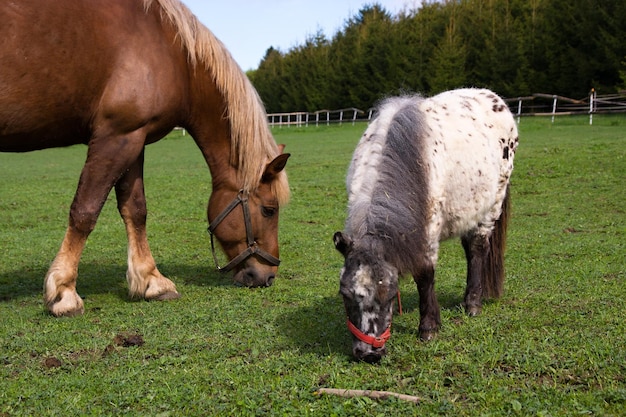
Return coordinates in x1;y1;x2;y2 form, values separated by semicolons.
207;189;281;272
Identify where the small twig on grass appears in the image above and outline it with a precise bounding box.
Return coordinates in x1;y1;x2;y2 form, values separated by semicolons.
314;388;420;404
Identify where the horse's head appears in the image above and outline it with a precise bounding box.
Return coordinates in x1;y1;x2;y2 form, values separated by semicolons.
208;153;289;287
334;232;399;363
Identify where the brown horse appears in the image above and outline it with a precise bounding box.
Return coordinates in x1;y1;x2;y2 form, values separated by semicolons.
0;0;290;316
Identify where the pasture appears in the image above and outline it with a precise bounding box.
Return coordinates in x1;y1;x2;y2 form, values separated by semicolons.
1;115;625;415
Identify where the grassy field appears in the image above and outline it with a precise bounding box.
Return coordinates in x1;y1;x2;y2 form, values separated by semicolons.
1;115;624;416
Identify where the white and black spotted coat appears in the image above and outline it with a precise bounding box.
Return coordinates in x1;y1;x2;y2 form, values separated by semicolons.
345;88;518;272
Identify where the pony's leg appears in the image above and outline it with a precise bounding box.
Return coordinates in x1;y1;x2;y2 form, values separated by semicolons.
44;132;146;316
461;232;488;316
413;264;440;340
114;151;180;301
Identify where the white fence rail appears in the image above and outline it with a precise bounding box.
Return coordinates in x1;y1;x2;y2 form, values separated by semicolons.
268;91;626;127
268;108;367;127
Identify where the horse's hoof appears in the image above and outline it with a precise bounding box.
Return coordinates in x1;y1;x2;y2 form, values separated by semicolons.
47;291;85;317
50;306;85;317
150;291;181;301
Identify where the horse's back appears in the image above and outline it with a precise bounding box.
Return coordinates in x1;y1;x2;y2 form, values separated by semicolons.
0;0;187;152
421;88;518;239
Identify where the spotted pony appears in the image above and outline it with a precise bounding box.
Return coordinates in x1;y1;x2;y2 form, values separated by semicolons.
334;88;518;362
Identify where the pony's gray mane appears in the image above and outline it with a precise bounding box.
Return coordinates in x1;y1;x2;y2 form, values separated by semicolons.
351;96;431;274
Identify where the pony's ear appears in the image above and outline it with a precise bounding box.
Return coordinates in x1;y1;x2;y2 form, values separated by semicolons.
262;153;290;183
333;231;352;257
277;143;286;153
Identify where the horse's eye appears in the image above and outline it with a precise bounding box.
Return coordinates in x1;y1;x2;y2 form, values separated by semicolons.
261;206;276;217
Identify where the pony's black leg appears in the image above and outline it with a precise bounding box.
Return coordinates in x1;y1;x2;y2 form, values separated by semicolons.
461;232;489;316
413;264;440;340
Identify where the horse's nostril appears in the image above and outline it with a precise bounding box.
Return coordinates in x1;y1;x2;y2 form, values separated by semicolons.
234;268;276;288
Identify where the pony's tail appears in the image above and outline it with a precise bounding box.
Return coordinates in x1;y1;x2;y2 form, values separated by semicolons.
483;185;510;298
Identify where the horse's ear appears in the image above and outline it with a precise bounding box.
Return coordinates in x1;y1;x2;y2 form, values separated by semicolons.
277;143;286;153
262;153;290;183
333;231;352;257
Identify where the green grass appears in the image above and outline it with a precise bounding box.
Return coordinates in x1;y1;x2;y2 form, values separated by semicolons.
1;115;625;416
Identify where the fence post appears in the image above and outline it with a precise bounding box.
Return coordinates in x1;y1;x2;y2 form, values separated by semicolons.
589;88;595;125
517;99;522;124
551;95;557;123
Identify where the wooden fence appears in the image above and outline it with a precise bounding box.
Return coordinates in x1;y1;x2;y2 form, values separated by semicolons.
504;91;626;124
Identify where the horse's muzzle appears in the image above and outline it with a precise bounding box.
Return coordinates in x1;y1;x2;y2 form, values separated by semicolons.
233;266;276;288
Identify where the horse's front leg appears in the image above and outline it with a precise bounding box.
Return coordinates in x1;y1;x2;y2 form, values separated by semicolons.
44;166;119;316
114;150;179;301
44;132;146;316
413;264;440;341
44;227;89;316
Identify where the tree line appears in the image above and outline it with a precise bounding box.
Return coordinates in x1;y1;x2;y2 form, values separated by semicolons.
248;0;626;113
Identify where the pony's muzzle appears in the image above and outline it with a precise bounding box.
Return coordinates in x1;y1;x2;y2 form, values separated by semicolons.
353;342;386;363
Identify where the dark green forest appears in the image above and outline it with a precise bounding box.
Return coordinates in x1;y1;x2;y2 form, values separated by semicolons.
248;0;626;113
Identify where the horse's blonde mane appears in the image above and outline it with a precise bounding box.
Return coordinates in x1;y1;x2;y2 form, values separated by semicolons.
143;0;289;205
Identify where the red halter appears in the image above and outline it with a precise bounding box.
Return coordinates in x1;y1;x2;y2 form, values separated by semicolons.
346;319;391;349
345;290;402;349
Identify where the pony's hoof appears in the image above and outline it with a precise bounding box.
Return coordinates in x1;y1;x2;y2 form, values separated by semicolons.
149;291;181;301
419;329;438;341
465;305;482;316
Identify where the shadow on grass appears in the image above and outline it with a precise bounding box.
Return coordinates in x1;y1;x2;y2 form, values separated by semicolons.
275;293;352;357
0;262;235;303
274;286;468;358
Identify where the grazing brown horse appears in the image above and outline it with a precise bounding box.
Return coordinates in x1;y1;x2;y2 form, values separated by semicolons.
0;0;290;316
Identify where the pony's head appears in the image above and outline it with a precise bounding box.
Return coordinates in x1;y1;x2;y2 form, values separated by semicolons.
208;153;290;287
334;232;399;363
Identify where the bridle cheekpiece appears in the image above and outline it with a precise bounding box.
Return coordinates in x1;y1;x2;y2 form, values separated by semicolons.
207;189;280;272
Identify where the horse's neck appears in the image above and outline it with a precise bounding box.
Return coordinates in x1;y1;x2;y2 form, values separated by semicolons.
183;63;275;195
185;75;239;190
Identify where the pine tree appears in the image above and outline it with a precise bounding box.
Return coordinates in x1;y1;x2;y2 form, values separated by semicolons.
427;10;467;94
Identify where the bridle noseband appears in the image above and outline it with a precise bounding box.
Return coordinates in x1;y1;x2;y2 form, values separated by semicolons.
207;189;281;272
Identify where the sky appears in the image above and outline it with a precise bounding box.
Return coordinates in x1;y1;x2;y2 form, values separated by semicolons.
182;0;414;71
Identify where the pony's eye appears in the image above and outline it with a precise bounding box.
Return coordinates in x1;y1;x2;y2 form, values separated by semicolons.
339;286;353;299
261;206;277;217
